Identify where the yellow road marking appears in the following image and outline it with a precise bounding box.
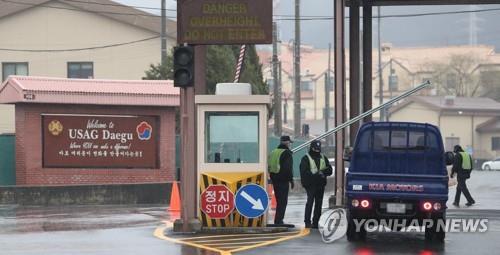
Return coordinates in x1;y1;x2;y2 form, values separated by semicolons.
154;226;227;254
228;228;310;253
153;222;310;255
212;246;249;249
192;236;280;243
201;241;265;246
179;231;301;241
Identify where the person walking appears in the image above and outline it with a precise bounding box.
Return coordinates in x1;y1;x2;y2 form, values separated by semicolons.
451;145;475;207
300;140;333;228
268;135;294;225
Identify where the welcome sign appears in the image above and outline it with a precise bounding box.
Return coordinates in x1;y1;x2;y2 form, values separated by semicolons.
42;114;158;168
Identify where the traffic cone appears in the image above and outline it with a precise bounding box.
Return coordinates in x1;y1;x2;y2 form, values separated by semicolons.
169;181;181;212
267;184;277;210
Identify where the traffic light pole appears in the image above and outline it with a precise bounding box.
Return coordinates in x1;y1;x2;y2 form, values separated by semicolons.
176;45;206;232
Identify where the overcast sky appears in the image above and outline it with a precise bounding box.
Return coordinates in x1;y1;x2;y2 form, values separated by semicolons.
114;1;500;50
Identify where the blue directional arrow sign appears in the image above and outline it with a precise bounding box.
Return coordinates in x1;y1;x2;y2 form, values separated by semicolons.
235;184;269;218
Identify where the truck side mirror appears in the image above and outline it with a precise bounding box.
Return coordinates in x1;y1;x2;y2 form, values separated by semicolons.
445;151;454;166
343;147;353;161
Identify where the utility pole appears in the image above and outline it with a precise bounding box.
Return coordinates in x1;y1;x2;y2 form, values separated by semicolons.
272;22;282;136
325;43;332;147
334;0;346;207
161;0;167;65
349;0;360;146
293;0;301;138
281;62;287;124
362;4;372;124
377;6;384;121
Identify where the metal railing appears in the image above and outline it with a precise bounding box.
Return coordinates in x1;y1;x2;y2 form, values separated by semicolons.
291;81;432;153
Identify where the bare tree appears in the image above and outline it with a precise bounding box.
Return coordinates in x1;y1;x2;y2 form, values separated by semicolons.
427;54;482;97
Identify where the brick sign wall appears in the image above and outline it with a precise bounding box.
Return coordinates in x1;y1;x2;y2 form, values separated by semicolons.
42;114;159;168
15;104;176;186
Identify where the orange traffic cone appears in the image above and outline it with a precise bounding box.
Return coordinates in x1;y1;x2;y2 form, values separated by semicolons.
267;184;277;210
169;181;181;212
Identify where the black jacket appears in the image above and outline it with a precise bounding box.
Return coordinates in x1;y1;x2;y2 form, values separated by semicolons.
270;144;294;183
300;150;333;188
452;152;472;179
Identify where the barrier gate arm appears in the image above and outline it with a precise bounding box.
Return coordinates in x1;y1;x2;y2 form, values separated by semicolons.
291;80;432;153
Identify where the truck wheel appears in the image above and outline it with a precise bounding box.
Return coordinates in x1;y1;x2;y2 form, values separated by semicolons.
425;220;437;242
346;217;366;242
484;165;491;171
425;216;446;243
346;217;357;241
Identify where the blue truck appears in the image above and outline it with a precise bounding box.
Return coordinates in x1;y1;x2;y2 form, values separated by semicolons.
345;122;452;242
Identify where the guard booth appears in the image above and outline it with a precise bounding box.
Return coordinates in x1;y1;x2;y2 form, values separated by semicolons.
196;83;270;228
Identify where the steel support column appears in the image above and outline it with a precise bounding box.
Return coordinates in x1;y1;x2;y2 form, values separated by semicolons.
349;0;361;145
362;1;373;122
334;0;346;207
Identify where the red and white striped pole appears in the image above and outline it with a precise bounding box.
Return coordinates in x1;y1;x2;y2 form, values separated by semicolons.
234;44;247;83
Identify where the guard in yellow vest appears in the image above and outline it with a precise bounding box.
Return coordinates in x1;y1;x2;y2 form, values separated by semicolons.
268;136;294;225
300;140;333;228
451;145;475;207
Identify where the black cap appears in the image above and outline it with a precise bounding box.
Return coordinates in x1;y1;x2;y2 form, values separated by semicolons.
454;145;463;152
280;135;293;143
311;140;321;150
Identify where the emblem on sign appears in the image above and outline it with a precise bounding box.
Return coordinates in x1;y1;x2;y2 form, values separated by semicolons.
48;120;63;136
136;121;152;140
234;184;269;218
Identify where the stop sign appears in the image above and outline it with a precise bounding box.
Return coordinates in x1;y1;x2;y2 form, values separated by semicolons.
200;185;235;219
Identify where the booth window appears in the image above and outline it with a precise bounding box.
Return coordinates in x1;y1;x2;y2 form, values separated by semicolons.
205;112;259;163
68;62;93;79
2;62;28;81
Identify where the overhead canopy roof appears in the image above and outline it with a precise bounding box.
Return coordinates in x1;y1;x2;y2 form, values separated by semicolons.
348;0;500;6
0;76;179;107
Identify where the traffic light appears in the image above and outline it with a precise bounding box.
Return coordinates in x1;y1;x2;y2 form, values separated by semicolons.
173;45;194;87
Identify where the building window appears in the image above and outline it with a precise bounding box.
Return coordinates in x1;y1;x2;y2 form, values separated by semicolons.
205;112;259;163
301;80;313;91
388;74;398;91
445;137;460;151
446;73;457;89
329;79;335;92
2;62;28;81
323;107;335;119
68;62;93;79
492;137;500;151
267;78;274;91
301;108;306;119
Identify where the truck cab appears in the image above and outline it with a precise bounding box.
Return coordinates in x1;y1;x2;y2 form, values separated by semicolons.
345;122;450;242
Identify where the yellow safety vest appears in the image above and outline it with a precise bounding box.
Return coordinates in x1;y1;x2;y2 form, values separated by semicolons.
459;152;472;170
268;149;286;174
306;154;327;174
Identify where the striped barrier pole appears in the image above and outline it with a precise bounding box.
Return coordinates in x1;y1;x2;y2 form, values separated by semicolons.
234;44;247;83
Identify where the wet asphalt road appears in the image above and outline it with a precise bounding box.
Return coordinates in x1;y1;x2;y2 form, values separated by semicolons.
1;171;499;255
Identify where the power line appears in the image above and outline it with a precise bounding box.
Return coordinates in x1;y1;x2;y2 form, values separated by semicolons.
1;0;175;18
275;7;500;20
0;35;159;52
59;0;176;12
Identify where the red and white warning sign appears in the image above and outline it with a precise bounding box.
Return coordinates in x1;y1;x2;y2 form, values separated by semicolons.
200;185;235;219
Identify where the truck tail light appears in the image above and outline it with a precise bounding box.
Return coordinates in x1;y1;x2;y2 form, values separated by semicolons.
352;199;360;208
361;199;371;208
433;202;442;211
422;201;432;211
